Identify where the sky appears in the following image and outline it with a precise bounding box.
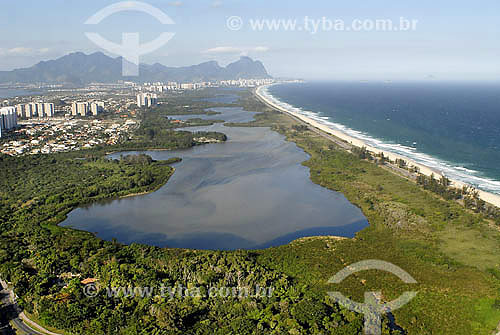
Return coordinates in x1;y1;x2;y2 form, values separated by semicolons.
0;0;499;80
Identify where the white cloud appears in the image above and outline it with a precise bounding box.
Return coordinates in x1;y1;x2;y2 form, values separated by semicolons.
202;46;269;55
202;46;241;54
169;1;183;6
253;46;269;52
0;47;52;56
211;0;223;8
7;47;33;55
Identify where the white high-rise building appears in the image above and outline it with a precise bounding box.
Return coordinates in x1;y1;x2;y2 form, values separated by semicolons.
90;103;99;116
28;103;38;117
90;101;104;116
72;102;89;116
71;102;77;116
15;104;25;117
13;103;55;119
136;93;158;108
44;103;55;117
37;103;45;118
25;103;35;118
181;83;195;90
78;103;88;116
0;106;18;138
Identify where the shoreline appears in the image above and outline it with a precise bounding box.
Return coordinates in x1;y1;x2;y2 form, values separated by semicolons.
255;85;500;209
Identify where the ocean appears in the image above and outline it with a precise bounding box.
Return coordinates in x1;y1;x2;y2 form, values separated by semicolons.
266;81;500;195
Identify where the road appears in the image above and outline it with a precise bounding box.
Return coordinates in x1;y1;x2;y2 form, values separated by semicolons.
11;317;42;335
0;279;60;335
0;286;14;335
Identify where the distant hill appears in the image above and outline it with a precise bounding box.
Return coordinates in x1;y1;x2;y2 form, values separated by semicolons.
0;52;271;85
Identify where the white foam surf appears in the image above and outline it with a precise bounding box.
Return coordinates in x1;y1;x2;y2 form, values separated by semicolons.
261;85;500;195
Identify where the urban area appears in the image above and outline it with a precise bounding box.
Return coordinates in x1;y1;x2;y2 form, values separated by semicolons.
0;79;273;156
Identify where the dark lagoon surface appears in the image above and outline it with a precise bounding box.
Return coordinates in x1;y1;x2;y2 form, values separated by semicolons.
62;98;368;250
0;88;42;98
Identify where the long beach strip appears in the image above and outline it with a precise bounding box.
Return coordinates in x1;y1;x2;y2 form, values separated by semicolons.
255;85;500;209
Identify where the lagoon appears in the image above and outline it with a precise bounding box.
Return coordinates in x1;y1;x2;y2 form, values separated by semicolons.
61;105;367;250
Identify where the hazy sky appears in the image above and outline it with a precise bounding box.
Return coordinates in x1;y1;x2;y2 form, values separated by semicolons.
1;0;499;80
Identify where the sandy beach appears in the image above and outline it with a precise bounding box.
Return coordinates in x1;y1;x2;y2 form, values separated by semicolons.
255;85;500;209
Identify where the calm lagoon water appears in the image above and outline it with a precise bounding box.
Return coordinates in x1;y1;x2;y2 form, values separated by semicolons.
61;104;367;250
0;88;42;98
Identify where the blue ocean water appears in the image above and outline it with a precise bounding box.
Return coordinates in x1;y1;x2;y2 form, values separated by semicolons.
266;81;500;195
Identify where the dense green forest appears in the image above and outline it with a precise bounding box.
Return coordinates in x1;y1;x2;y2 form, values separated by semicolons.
0;89;499;334
116;105;227;151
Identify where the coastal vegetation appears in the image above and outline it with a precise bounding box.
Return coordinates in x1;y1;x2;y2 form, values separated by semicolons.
0;88;499;334
153;90;231;115
350;144;500;224
228;90;500;333
115;101;227;151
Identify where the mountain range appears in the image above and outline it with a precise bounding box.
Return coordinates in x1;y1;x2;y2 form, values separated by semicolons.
0;52;271;85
